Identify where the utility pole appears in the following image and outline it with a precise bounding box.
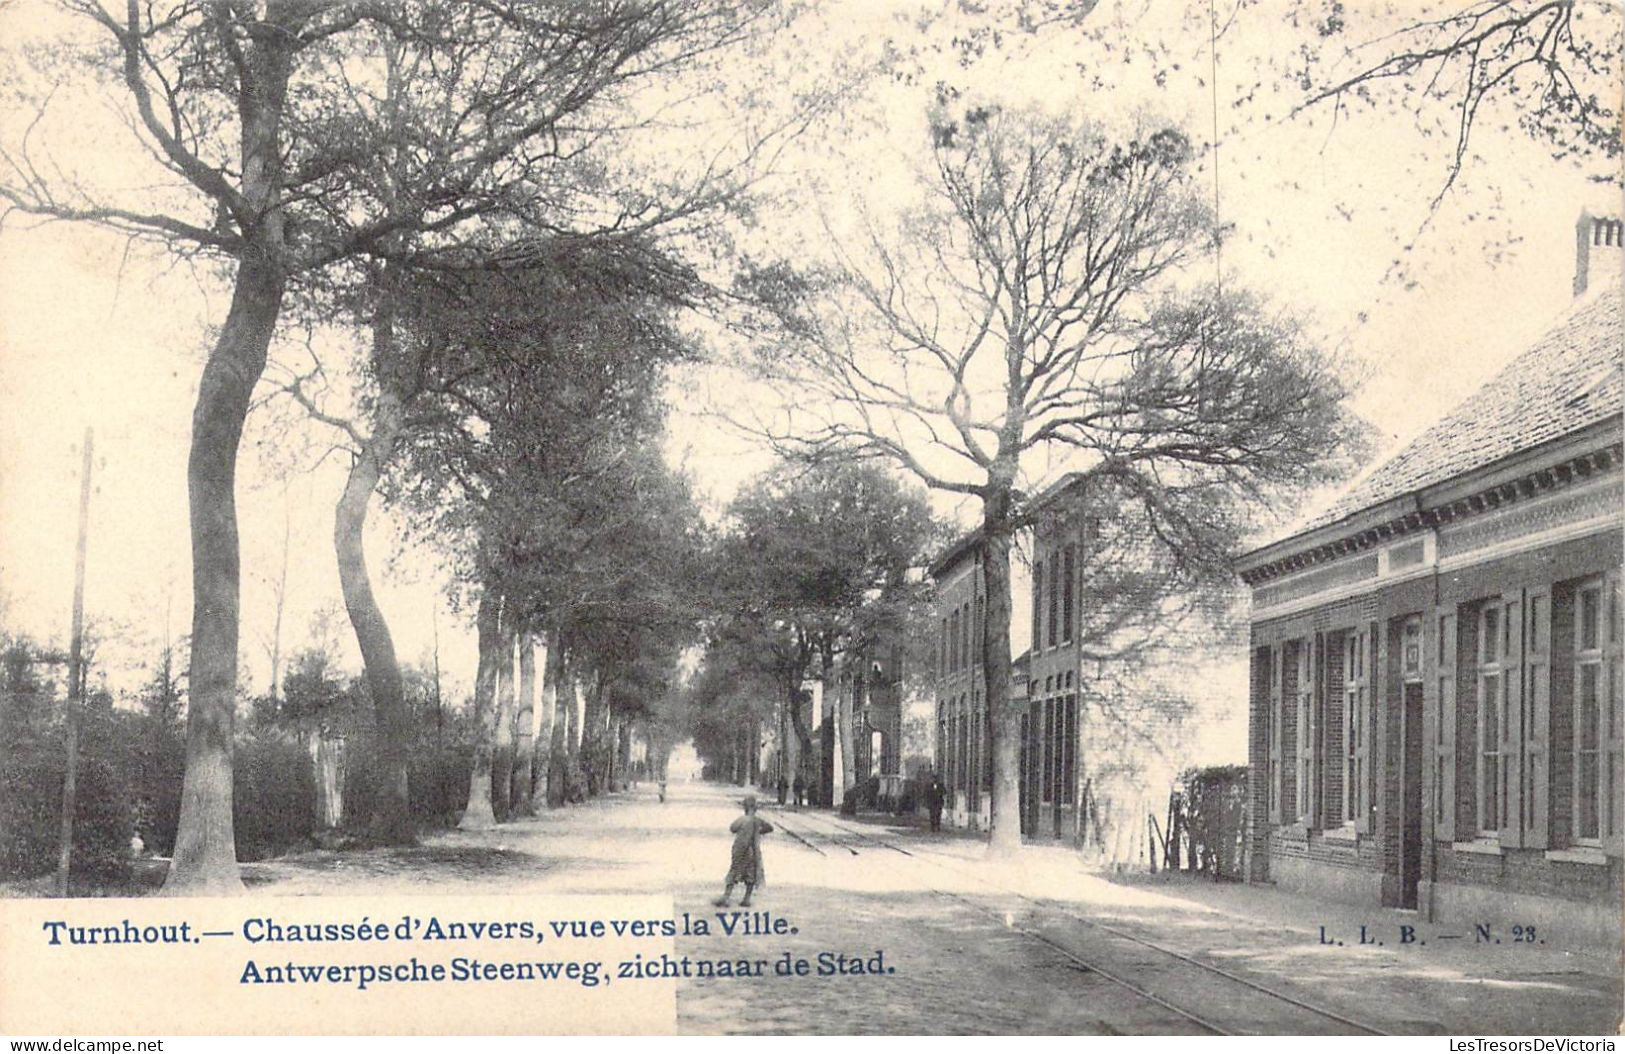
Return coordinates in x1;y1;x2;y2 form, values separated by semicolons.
432;601;444;810
55;428;93;897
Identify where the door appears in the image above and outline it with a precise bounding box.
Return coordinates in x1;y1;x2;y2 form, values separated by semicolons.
1402;682;1424;909
1018;711;1031;836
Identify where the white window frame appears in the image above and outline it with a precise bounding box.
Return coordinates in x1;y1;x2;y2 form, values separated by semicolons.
1476;601;1509;839
1295;640;1314;826
1573;577;1605;847
1343;628;1369;828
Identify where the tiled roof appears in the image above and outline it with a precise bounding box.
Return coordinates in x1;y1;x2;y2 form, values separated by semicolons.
1299;290;1623;534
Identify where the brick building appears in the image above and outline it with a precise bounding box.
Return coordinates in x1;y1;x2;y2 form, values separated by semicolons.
1236;212;1623;943
1023;476;1091;842
928;534;993;829
928;472;1094;841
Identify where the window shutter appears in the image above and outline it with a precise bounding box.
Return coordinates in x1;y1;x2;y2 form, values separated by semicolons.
1269;646;1284;825
1525;585;1551;849
1311;632;1324;829
1500;592;1525;848
1606;571;1623;857
1436;606;1458;843
1357;623;1375;834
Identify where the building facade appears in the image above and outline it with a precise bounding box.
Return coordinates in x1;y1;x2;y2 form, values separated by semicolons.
1237;212;1624;944
929;535;992;829
929;480;1093;841
1023;478;1093;842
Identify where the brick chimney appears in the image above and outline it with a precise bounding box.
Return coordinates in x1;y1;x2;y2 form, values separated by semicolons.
1574;209;1624;298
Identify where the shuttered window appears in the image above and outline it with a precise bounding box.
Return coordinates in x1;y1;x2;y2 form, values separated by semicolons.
1295;639;1315;825
1519;587;1550;848
1268;646;1285;825
1476;601;1510;837
1574;577;1605;845
1343;627;1371;828
1435;607;1458;841
1607;573;1623;855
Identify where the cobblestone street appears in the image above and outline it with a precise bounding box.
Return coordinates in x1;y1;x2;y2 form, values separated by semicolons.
225;781;1623;1035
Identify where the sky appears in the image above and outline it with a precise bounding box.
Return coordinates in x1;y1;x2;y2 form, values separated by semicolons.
0;0;1616;767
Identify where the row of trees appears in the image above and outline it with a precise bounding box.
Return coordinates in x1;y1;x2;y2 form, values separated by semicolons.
0;0;783;893
689;459;942;809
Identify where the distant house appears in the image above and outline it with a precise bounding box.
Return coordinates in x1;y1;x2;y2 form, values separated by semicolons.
930;472;1207;851
1236;211;1623;942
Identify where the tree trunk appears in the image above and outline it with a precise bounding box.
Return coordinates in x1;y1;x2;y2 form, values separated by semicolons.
268;488;290;704
459;589;500;829
838;664;857;813
512;632;536;816
819;647;836;807
533;632;558;810
616;719;632;788
559;670;583;803
163;253;288;896
335;399;413;845
337;265;416;845
786;678;813;784
982;487;1022;858
491;613;516;822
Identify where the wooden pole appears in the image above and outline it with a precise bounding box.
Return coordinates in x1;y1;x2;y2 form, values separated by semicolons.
55;429;93;897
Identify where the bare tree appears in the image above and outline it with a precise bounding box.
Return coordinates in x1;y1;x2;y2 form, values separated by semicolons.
746;104;1365;856
1295;0;1621;204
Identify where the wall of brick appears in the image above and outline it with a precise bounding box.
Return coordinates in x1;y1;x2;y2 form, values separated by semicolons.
1435;844;1622;902
1244;504;1622;910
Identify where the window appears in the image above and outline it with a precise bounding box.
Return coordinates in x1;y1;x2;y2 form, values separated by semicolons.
1292;641;1315;824
1266;646;1284;824
1047;552;1060;647
1574;578;1605;844
940;618;949;677
974;594;984;664
959;704;970;794
961;601;971;671
950;608;960;672
969;692;981;809
1032;558;1043;653
1343;628;1370;827
1061;695;1077;805
983;706;993;791
1041;698;1056;804
1062;545;1076;644
1476;601;1509;837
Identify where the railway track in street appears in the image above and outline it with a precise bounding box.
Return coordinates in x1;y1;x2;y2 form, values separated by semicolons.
766;806;1389;1037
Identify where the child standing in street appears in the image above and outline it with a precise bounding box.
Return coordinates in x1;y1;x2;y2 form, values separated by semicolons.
715;794;774;907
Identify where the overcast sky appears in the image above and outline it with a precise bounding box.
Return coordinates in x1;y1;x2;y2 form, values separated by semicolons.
0;0;1614;750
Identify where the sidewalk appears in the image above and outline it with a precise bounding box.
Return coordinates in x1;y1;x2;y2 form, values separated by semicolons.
807;807;1624;1035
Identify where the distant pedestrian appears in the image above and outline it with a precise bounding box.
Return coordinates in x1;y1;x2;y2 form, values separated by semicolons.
776;773;788;805
715;794;773;907
792;771;807;810
658;779;668;803
927;774;946;833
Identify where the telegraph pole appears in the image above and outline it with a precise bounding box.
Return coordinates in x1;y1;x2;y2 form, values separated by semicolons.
55;428;93;897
